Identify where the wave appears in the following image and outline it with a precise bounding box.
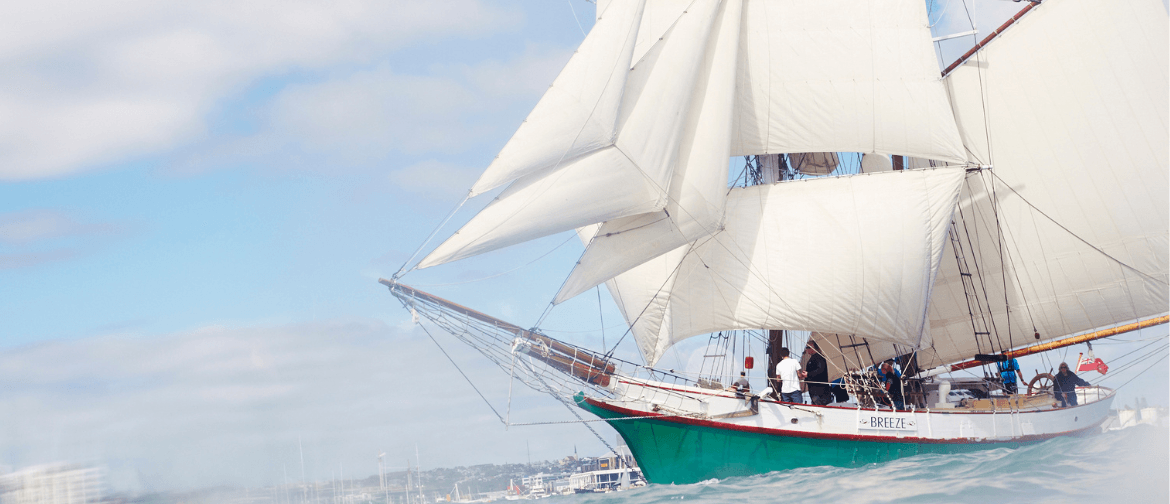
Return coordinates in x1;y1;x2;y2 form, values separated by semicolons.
560;424;1168;504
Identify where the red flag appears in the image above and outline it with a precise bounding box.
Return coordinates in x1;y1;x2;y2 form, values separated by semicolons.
1076;353;1108;375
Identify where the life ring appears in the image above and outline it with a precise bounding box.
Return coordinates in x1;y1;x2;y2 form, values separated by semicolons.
1027;372;1054;395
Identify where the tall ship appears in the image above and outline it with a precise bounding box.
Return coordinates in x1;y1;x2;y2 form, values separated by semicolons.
383;0;1169;485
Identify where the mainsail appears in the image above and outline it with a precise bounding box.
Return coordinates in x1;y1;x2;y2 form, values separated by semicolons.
815;0;1170;374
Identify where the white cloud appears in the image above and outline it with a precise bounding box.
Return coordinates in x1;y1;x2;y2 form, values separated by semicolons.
0;0;521;180
245;45;573;169
0;319;610;491
0;209;127;269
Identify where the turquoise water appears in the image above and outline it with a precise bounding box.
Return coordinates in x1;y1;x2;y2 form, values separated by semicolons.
559;424;1168;503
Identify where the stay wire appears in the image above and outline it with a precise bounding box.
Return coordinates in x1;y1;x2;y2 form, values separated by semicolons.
514;357;620;457
1109;350;1169;392
394;192;470;279
412;313;506;424
408;234;576;288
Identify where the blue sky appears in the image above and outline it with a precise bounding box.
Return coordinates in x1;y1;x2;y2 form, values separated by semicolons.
1;0;1165;493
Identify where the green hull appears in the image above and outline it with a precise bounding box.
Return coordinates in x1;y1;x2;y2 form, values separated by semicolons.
575;393;1034;485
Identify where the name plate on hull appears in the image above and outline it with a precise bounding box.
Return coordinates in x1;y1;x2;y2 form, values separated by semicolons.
860;414;916;431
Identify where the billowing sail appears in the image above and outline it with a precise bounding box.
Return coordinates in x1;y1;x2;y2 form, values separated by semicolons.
603;168;965;366
927;0;1170;368
823;0;1170;374
554;0;743;304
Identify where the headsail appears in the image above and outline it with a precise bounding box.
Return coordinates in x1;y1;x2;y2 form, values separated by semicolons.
419;0;724;269
468;0;646;196
555;0;744;304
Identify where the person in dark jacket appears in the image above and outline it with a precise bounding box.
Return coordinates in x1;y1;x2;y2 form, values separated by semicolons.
804;341;831;405
881;360;905;410
1053;362;1091;408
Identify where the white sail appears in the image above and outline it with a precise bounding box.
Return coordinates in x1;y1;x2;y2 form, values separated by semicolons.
827;0;1170;373
554;0;743;304
730;0;967;163
419;0;975;270
604;168;965;366
469;0;645;196
922;0;1170;368
419;0;724;269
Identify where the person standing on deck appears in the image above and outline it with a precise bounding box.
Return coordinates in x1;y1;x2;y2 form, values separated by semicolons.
997;354;1024;395
1053;362;1091;408
881;360;905;410
804;342;830;405
775;348;805;403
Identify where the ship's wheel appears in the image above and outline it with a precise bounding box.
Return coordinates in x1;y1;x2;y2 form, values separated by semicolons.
1027;372;1054;395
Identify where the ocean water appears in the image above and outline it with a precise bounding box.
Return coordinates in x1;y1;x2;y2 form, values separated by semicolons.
560;424;1169;504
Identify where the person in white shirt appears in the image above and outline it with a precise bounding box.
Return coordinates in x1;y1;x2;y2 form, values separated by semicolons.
774;348;806;403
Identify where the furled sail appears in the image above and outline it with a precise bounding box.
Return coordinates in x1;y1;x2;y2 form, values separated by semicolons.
789;153;840;175
554;0;743;304
603;168;965;366
825;0;1170;374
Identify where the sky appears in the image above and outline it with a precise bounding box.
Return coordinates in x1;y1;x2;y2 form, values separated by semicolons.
1;0;1166;494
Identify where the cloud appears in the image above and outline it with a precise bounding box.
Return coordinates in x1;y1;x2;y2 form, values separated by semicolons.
0;319;610;491
0;0;521;180
214;44;573;173
0;209;127;269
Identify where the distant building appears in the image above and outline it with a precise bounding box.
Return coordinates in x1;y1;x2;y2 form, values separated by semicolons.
0;464;103;504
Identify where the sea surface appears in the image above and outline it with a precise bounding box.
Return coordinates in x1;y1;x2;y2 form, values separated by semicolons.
558;424;1169;504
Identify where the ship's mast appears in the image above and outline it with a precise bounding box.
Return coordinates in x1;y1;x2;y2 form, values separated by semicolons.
757;154;792;386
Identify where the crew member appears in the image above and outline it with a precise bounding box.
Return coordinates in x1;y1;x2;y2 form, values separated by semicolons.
804;342;831;405
1053;362;1091;408
881;360;905;410
729;371;751;399
775;348;804;404
997;354;1024;395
